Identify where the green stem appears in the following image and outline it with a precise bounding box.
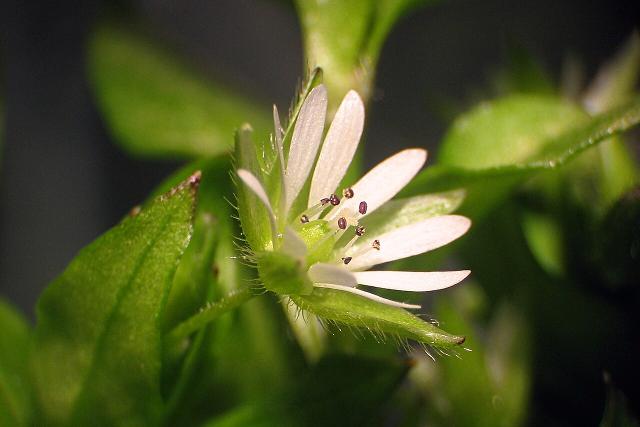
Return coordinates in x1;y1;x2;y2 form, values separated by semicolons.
165;286;255;346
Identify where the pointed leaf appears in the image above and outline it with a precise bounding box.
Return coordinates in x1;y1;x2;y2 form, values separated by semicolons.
403;97;640;219
153;157;233;331
31;174;199;426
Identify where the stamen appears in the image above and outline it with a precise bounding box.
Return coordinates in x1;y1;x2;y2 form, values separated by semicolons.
358;201;368;215
321;197;331;206
340;232;361;256
337;217;347;230
300;214;309;224
355;225;366;236
297;199;332;221
339;238;380;265
329;194;341;206
342;256;352;265
342;187;354;199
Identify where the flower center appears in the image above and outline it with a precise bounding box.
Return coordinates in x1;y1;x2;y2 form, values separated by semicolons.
291;188;380;268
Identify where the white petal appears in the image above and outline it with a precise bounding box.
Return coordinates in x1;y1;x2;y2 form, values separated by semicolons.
354;270;471;292
282;227;307;262
313;283;421;309
308;263;357;287
237;169;274;217
285;85;328;214
237;169;277;236
308;90;364;207
273;104;285;174
346;215;471;270
327;148;427;220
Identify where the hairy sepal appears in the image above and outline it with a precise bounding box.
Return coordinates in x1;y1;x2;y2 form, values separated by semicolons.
257;251;313;296
234;125;272;251
291;288;465;349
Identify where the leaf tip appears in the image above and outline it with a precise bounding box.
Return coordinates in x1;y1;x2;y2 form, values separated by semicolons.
187;170;202;188
173;170;201;193
159;170;202;205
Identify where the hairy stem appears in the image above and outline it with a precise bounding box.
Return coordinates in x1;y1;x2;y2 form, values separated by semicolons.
165;286;255;347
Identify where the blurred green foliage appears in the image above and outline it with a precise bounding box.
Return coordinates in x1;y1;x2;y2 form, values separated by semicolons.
295;0;437;107
88;25;270;158
0;299;32;426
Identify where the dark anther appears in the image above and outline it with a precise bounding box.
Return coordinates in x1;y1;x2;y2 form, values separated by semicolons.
329;194;341;206
342;256;352;265
358;201;368;215
342;187;354;199
338;217;347;229
355;225;366;236
372;239;381;250
320;197;331;206
300;214;309;224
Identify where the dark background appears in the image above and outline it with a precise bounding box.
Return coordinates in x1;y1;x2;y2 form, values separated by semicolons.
1;0;639;425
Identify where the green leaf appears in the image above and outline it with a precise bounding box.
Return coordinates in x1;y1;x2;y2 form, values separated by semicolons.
88;24;270;158
31;173;199;426
0;299;32;426
203;354;409;427
160;158;233;331
292;288;465;350
295;0;433;105
403;96;640;218
438;95;587;170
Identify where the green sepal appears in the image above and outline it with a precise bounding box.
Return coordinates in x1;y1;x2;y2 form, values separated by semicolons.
257;251;313;296
291;288;465;349
234;125;273;251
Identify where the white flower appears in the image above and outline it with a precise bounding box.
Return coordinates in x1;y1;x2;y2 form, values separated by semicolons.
237;84;470;309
